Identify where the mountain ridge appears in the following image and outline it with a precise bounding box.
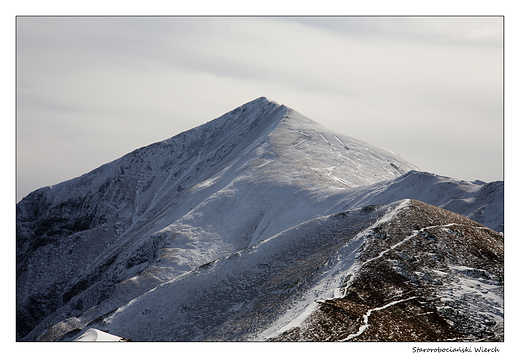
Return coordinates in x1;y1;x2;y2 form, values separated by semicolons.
16;97;503;341
269;200;503;342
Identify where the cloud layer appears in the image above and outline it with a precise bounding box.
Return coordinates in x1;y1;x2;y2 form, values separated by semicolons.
16;16;503;201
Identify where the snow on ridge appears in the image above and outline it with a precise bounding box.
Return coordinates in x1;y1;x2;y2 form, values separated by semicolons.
20;97;284;200
17;97;503;342
335;170;503;231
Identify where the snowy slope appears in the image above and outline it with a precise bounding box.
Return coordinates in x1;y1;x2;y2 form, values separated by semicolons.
17;97;419;340
100;203;392;341
79;200;503;342
16;97;503;342
325;170;504;232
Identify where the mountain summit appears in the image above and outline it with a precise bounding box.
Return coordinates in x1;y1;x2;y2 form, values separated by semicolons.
16;97;503;341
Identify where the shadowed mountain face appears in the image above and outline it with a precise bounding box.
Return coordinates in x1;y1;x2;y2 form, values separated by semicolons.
16;97;503;342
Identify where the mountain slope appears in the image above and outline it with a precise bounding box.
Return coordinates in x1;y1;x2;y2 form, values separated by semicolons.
16;97;503;341
270;200;503;342
68;200;503;342
326;170;504;233
16;97;419;340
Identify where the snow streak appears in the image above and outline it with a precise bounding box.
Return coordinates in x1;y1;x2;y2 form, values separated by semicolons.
340;296;418;341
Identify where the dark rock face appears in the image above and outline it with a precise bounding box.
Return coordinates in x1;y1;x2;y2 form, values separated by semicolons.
271;200;503;342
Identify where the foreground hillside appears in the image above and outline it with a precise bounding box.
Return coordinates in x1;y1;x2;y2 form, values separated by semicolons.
270;200;503;342
16;97;503;341
36;199;502;342
82;200;503;342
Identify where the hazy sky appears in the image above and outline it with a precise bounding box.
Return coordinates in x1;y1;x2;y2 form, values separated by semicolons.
16;16;503;202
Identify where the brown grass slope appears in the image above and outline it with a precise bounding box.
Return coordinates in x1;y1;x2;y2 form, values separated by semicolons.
271;200;503;342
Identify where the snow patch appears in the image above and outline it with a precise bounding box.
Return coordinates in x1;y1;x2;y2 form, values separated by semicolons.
74;328;125;342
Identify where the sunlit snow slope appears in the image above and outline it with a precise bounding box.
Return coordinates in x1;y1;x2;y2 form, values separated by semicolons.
16;97;503;342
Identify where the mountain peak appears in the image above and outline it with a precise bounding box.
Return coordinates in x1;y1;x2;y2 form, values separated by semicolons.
204;96;286;131
16;97;503;342
248;96;280;106
228;96;282;112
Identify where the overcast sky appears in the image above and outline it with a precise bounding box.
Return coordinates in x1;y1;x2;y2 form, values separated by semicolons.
16;16;503;202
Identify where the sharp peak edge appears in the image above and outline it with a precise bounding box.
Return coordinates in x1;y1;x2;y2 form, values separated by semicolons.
243;96;285;108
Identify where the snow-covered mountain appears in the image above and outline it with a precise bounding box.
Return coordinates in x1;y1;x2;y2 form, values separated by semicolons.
97;200;505;342
16;97;503;342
